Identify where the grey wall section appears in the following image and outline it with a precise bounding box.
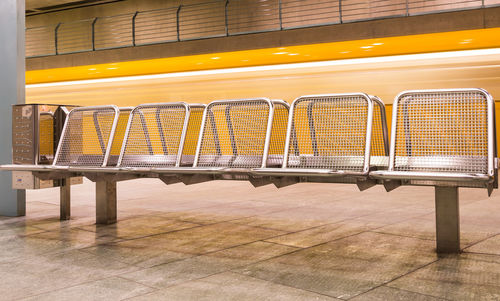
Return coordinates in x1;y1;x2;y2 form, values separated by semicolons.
0;0;26;216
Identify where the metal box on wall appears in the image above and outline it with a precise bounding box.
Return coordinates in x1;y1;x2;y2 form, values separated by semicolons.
12;104;83;189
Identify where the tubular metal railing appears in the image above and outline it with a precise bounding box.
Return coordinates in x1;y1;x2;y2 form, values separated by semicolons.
26;0;500;58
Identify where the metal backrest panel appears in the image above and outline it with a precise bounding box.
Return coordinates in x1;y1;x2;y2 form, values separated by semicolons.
181;105;206;166
284;94;373;173
267;100;290;167
370;96;390;167
54;105;120;167
390;89;495;176
39;111;55;163
118;103;189;168
194;98;274;168
107;107;133;166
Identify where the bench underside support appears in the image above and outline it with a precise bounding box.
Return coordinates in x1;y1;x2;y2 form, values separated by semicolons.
59;178;71;220
96;181;117;224
435;186;460;253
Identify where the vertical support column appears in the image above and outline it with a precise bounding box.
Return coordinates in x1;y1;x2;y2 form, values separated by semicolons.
96;181;117;224
60;178;71;220
435;186;460;253
0;0;26;216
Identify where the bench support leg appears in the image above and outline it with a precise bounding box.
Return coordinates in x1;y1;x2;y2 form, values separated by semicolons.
96;181;117;225
60;178;71;220
435;186;460;253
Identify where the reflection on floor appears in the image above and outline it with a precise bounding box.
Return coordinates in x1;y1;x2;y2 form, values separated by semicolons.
1;178;500;300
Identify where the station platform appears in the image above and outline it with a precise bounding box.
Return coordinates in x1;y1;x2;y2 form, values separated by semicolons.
1;178;499;300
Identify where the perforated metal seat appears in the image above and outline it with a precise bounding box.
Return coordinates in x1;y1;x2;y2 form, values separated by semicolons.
251;93;389;188
0;106;131;174
53;105;121;168
113;103;205;172
371;88;497;190
150;99;289;181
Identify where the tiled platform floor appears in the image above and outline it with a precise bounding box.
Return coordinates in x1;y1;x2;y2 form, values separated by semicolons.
1;179;500;300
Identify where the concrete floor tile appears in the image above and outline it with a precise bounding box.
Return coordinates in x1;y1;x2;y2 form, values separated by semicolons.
128;272;339;301
126;222;286;255
350;286;446;300
0;250;138;299
200;241;300;267
120;255;238;288
238;232;437;299
31;216;97;231
265;221;376;248
229;205;364;232
0;225;46;239
77;215;200;239
81;239;193;268
159;201;301;224
458;198;500;228
465;234;500;255
248;183;360;205
374;217;499;248
355;186;435;207
387;253;500;300
26;227;118;250
159;210;248;225
0;227;114;263
350;205;433;225
229;214;329;232
20;276;155;301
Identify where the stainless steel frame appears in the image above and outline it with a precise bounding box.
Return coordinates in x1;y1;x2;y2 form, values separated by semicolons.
251;93;389;190
117;103;206;170
117;102;188;168
139;98;282;185
369;88;498;253
53;105;121;168
1;90;497;244
371;88;497;189
193;98;276;170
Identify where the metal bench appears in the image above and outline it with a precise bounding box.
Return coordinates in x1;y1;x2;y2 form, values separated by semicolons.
251;93;389;190
1;90;497;254
371;88;498;253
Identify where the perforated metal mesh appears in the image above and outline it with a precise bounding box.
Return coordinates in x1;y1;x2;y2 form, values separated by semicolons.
54;106;118;167
196;99;272;168
267;101;289;167
181;105;205;166
39;112;55;161
393;91;489;174
286;95;370;172
119;103;188;168
107;108;132;166
370;97;389;167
